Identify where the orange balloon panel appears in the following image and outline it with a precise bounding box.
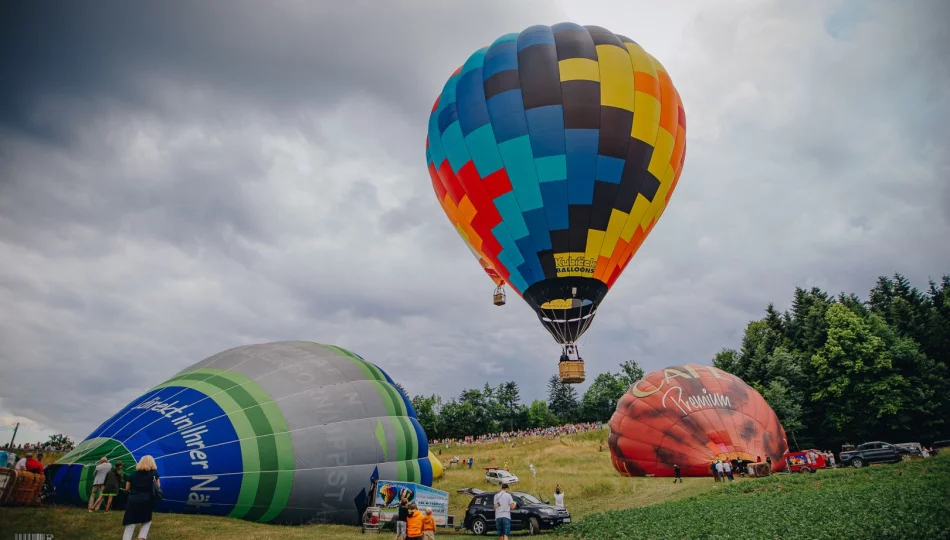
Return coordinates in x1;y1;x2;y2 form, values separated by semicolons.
608;364;788;477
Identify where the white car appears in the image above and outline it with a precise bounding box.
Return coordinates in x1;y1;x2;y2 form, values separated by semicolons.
485;468;520;485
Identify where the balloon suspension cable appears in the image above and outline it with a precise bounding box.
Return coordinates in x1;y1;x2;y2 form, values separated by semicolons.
537;303;598;346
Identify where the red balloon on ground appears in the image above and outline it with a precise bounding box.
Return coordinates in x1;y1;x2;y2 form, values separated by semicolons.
609;364;788;477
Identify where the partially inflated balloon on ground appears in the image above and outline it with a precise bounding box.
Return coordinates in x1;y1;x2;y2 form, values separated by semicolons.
49;342;430;525
428;450;444;479
609;364;788;477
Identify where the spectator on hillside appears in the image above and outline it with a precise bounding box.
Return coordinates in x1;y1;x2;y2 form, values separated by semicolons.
468;457;473;469
554;485;565;508
88;457;112;511
529;463;536;479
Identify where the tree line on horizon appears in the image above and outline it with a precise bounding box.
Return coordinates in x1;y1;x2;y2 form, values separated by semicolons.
402;272;950;451
403;360;644;441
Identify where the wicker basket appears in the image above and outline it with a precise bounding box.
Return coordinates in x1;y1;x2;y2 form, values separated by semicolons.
558;360;586;384
0;468;44;506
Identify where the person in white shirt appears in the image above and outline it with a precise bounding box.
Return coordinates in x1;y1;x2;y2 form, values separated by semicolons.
529;463;536;479
14;455;27;471
554;486;565;508
493;483;515;540
88;457;113;511
722;460;734;481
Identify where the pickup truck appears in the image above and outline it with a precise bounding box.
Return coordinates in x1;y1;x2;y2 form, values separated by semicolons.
839;441;909;468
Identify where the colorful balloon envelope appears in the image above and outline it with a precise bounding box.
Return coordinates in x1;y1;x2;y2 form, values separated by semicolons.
48;342;430;525
608;364;789;477
426;23;687;382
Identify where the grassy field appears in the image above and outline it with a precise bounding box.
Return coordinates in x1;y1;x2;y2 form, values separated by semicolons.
0;428;714;539
555;451;950;539
3;432;946;539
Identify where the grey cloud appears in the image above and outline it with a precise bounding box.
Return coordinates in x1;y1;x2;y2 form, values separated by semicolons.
1;0;948;440
2;0;561;140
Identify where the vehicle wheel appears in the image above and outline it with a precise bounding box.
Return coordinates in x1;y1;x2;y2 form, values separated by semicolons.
471;517;487;536
851;458;864;468
528;517;541;535
800;466;811;474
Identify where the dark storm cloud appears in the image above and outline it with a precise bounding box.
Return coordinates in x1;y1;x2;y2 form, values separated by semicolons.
1;0;556;140
0;0;948;442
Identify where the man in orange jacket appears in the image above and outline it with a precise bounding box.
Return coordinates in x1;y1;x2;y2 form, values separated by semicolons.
405;503;424;540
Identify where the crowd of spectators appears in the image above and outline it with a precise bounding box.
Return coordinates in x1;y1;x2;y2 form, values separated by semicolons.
1;441;73;453
431;422;605;447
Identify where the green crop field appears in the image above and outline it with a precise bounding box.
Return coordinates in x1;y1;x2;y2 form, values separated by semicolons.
555;450;950;539
2;431;948;539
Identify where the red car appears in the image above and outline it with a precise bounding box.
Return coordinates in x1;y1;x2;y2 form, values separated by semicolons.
783;449;827;473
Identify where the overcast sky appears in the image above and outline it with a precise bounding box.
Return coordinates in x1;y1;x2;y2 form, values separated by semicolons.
1;0;948;444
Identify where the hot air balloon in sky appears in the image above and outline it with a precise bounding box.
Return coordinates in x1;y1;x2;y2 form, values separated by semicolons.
48;342;430;525
426;23;687;383
608;364;789;477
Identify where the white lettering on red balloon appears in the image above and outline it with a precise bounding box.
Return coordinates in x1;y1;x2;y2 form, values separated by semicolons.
661;386;732;416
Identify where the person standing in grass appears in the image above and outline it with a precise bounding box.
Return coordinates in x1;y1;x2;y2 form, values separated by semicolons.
723;460;734;481
554;485;565;508
710;461;719;482
493;483;515;540
97;461;124;512
122;455;159;540
405;503;424;540
673;464;682;483
421;507;436;539
394;497;409;540
88;457;112;511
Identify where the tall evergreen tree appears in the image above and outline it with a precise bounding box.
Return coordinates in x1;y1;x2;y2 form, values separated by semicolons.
547;375;579;422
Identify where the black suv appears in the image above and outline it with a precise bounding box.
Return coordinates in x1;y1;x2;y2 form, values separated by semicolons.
463;491;571;535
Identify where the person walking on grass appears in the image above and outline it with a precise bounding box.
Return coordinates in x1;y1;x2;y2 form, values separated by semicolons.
421;507;436;539
493;483;516;540
88;457;112;511
673;463;682;483
122;455;159;540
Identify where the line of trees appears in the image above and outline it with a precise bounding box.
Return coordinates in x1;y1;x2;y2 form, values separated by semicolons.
405;360;644;441
713;273;950;450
